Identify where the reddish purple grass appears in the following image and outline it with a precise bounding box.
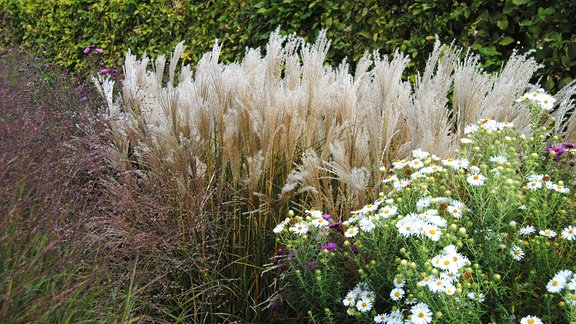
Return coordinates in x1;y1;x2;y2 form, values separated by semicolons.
0;47;235;322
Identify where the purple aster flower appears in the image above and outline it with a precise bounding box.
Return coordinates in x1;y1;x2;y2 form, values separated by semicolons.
92;48;103;55
321;242;337;252
563;142;576;149
545;145;565;159
83;44;95;54
323;214;332;220
351;245;359;253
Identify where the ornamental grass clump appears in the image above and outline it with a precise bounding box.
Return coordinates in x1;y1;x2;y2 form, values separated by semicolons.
270;89;576;323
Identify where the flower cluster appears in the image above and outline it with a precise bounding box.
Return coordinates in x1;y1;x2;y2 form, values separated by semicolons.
546;269;576;303
83;44;118;76
516;88;557;111
343;282;375;315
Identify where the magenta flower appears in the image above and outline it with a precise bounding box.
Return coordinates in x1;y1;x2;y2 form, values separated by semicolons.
92;48;103;55
545;145;565;159
321;242;337;252
83;44;95;55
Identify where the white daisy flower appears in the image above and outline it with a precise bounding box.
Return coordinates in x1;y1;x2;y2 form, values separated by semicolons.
305;209;323;218
526;180;542;190
467;173;486;186
409;158;425;169
382;174;398;183
556;270;573;281
467;292;485;302
311;217;329;228
392;159;408;169
390;287;405;301
447;204;464;218
539;229;557;238
374;313;389;323
393;179;410;190
356;298;372;312
410;302;433;324
567;278;576;291
520;225;536;236
428;276;449;293
510;246;525;261
562;225;576;240
361;289;376;301
423;224;442;241
546;274;567;293
416;197;432;210
412;148;430;159
489;155;508;163
520;315;543;324
454;158;470;170
388;309;404;323
393;277;406;288
346;307;355;316
359;217;375;232
273;221;287;233
342;291;357;306
344;226;359;238
291;221;309;235
379;205;398;218
464;123;479;134
469;165;481;174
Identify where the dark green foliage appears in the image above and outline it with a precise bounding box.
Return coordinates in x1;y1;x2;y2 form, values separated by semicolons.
0;0;574;89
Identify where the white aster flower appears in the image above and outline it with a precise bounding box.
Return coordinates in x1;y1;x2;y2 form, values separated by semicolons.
489;155;508;163
291;221;309;235
410;302;433;324
342;291;357;306
526;180;542;190
390;287;405;301
412;148;430;159
539;229;557;238
393;277;406;288
311;217;329;228
392;159;408;169
273;221;287;234
379;205;398;218
356;298;373;312
520;225;536;236
345;226;359;238
562;225;576;240
467;173;486;186
520;315;543;324
467;292;485;302
416;197;432;210
393;179;410;190
510;246;525;261
460;137;473;144
382;174;399;183
409;158;425;169
547;274;567;293
464;123;479;134
374;313;389;323
305;209;323;218
423;224;442;241
388;309;404;324
359;217;375;232
346;307;355;316
428;276;449;293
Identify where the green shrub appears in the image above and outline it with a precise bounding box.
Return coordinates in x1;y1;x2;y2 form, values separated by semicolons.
1;0;574;89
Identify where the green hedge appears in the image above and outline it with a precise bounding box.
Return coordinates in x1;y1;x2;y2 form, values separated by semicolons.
1;0;574;90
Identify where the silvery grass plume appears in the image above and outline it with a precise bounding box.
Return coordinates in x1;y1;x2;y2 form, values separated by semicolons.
94;29;575;215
